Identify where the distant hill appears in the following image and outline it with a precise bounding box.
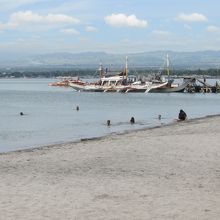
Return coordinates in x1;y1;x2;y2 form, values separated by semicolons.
1;50;220;70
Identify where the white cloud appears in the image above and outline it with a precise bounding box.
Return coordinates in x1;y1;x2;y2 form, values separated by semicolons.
0;11;80;30
10;11;44;24
46;14;80;24
85;26;98;32
176;13;207;22
0;22;18;30
104;13;147;28
152;30;171;37
207;25;220;32
11;11;80;25
60;28;80;35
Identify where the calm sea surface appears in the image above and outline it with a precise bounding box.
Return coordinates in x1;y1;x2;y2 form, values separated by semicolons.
1;78;220;152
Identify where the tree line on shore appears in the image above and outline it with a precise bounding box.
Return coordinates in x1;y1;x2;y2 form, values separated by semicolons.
0;68;220;78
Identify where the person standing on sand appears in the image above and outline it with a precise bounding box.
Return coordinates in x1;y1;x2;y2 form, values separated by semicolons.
178;109;187;121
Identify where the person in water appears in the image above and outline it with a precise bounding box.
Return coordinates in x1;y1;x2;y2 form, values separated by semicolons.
178;109;187;121
130;117;135;124
107;120;111;126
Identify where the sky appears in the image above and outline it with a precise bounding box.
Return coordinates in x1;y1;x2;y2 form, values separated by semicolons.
0;0;220;55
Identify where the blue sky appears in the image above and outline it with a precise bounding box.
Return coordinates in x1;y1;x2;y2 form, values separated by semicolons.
0;0;220;55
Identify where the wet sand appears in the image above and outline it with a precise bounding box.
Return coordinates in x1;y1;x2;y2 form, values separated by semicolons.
1;115;220;219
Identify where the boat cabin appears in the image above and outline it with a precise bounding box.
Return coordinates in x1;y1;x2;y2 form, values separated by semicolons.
100;75;126;86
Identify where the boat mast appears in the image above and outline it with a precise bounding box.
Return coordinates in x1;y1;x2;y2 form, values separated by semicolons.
99;62;104;78
125;56;128;79
166;54;170;77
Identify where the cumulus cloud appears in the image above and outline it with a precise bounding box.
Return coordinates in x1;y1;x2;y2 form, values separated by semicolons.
60;28;80;35
207;25;220;32
0;10;80;30
104;13;147;28
10;11;80;25
176;13;207;22
85;26;98;32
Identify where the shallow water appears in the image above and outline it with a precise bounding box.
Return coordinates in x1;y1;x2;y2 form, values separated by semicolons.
1;78;220;152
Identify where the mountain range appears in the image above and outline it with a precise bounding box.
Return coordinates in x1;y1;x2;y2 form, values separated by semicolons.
1;50;220;70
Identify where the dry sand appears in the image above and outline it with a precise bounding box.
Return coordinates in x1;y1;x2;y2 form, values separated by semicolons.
1;116;220;220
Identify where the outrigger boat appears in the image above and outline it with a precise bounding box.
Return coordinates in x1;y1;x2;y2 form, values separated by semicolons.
69;57;167;93
149;54;194;93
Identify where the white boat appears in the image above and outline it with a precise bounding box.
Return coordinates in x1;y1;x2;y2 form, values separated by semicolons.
69;57;167;93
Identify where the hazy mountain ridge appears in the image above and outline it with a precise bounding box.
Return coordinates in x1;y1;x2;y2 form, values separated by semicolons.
1;51;220;69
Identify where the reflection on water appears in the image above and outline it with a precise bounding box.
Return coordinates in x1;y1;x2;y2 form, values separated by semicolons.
0;78;220;152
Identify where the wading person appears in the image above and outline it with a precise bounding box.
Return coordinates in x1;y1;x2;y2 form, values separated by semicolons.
107;120;111;126
130;117;135;124
178;109;187;121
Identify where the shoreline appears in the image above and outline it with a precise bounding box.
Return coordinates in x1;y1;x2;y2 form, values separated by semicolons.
1;113;220;219
1;113;220;155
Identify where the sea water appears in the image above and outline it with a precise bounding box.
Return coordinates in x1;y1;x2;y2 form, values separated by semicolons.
1;78;220;152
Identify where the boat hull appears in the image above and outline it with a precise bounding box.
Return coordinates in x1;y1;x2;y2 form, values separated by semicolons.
69;80;169;93
69;82;152;93
149;86;185;93
149;79;192;93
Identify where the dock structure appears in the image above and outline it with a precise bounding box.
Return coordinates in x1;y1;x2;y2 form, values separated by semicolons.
185;77;220;93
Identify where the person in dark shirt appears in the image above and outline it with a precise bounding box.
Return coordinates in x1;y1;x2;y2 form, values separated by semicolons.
130;117;135;124
178;109;187;121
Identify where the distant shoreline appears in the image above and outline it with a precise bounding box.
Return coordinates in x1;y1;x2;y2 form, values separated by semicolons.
1;74;220;80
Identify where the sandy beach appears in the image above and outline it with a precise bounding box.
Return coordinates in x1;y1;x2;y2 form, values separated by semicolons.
1;116;220;220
